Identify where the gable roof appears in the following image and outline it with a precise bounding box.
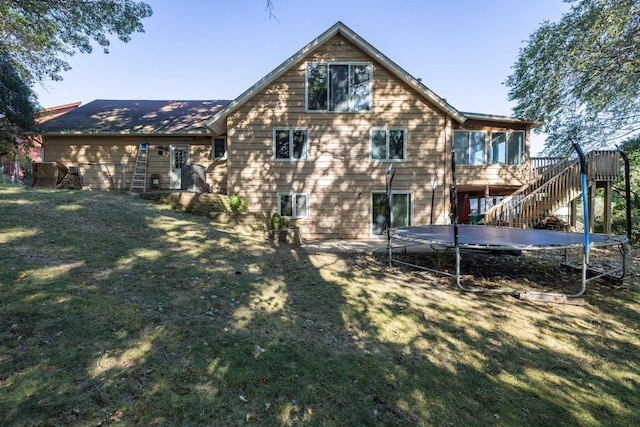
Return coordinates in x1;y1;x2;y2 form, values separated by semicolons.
205;21;466;135
37;102;82;123
37;99;231;135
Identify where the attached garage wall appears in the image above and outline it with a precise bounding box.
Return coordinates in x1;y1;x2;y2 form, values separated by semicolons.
42;135;224;192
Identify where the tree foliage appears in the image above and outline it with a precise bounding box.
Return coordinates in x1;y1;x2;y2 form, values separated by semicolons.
0;54;37;157
0;0;153;84
610;137;640;245
0;0;152;167
505;0;640;155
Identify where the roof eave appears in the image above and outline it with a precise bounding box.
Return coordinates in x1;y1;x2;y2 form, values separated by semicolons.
39;131;212;137
205;22;467;133
461;111;539;126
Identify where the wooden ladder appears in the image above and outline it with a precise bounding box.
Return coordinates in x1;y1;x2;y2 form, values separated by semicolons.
129;143;148;193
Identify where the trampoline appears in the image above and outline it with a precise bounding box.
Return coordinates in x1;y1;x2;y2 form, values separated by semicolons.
388;224;629;299
385;141;631;301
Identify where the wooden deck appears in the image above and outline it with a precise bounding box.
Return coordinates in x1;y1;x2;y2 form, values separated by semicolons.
484;150;621;229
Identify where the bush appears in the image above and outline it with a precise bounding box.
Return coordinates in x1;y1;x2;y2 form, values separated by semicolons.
229;193;248;212
611;202;640;247
268;212;288;230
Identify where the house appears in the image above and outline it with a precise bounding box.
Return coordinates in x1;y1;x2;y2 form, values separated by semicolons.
37;99;231;192
1;102;81;183
38;22;617;239
203;22;537;239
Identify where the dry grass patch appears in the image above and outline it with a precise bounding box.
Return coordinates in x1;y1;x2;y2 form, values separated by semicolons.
1;185;639;426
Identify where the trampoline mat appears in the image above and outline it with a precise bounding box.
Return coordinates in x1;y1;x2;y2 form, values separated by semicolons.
391;224;620;249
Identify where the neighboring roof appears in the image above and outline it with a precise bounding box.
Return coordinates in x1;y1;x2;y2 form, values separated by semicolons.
37;102;82;123
205;21;467;135
37;99;231;135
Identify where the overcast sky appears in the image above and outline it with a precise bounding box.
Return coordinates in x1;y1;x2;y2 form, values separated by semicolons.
34;0;572;153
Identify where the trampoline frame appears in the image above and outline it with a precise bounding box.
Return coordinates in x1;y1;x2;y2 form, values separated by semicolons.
387;224;629;299
385;141;631;300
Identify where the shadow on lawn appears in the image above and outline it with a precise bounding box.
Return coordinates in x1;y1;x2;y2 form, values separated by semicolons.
1;187;638;425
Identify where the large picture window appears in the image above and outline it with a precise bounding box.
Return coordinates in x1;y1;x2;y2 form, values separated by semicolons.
274;128;308;160
306;62;372;112
370;128;406;161
491;131;524;165
453;130;486;165
279;193;309;218
371;191;412;235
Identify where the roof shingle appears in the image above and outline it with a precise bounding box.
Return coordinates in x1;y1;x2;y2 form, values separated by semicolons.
37;99;231;134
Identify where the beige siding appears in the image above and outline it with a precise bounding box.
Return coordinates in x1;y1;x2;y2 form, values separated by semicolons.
42;135;224;192
226;34;450;239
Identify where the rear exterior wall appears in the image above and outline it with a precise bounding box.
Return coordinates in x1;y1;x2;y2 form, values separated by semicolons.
225;34;450;239
42;135;224;192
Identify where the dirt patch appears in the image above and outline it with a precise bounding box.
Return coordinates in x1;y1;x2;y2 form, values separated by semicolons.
371;245;636;297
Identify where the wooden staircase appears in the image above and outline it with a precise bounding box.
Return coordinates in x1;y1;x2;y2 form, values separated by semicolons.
484;150;621;228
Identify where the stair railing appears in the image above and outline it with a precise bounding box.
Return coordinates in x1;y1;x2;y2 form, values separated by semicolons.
484;150;620;228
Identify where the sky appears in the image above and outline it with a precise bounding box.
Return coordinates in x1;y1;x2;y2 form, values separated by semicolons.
34;0;572;154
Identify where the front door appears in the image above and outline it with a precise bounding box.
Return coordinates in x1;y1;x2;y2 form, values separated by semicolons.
170;144;189;189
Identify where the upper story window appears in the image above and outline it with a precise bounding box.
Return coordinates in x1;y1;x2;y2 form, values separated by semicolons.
453;130;486;165
274;128;308;161
370;127;406;161
306;62;372;112
491;131;524;165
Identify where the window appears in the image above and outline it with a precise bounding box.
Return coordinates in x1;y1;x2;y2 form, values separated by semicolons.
370;128;406;161
491;131;524;165
213;138;226;159
306;62;372;112
453;130;486;165
279;193;309;218
371;191;412;235
274;128;308;160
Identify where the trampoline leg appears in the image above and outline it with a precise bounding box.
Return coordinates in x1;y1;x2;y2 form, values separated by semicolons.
455;246;461;288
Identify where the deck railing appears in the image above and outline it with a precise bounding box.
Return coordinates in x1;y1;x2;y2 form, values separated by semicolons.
483;150;621;228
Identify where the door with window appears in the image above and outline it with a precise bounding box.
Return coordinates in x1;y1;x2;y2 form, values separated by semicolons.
170;144;189;189
371;192;412;235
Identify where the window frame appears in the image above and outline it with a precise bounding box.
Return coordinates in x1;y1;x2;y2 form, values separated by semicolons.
370;127;408;162
213;137;226;160
453;130;486;166
490;130;525;166
273;127;309;161
305;62;373;113
370;190;413;236
278;192;310;219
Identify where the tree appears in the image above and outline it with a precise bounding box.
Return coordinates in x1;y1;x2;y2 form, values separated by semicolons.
610;137;640;244
505;0;640;155
0;53;37;180
1;0;153;84
0;0;152;180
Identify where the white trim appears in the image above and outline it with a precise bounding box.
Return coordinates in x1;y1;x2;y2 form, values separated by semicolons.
453;130;486;166
278;192;310;219
204;22;466;135
490;130;525;165
370;190;414;236
369;127;408;162
305;62;373;113
273;127;309;161
212;136;226;160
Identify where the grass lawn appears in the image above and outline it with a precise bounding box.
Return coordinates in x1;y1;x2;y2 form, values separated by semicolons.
1;185;639;426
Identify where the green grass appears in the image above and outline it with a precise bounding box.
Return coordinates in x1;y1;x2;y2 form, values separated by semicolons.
1;184;639;426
